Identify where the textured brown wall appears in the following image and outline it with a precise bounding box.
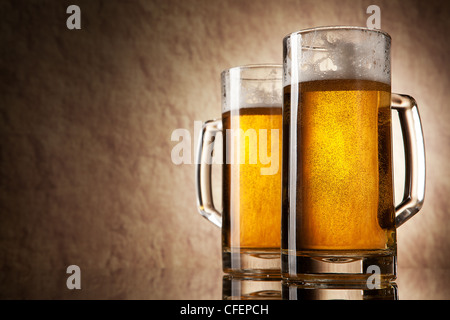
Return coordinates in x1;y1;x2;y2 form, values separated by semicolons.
0;0;449;299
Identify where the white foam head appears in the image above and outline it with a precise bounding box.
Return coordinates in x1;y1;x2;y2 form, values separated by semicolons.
222;65;283;113
283;27;391;86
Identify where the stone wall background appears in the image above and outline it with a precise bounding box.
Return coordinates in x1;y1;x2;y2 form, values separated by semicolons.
0;0;449;299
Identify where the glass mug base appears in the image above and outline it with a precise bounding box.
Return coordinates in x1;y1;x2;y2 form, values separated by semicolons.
281;249;396;283
223;248;281;276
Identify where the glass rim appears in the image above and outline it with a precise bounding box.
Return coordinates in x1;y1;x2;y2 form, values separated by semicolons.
283;26;391;42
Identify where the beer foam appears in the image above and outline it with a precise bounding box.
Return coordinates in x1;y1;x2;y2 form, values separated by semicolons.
222;65;283;113
283;28;391;86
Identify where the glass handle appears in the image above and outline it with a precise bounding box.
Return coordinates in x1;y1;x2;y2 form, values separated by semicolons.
391;94;426;227
195;119;223;227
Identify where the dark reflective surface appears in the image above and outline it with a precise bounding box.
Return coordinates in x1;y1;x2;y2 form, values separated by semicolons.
222;275;282;300
281;280;398;300
218;267;450;300
2;266;449;299
221;274;398;300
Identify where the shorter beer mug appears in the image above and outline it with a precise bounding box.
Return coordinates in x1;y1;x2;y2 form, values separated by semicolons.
282;27;426;282
196;65;282;275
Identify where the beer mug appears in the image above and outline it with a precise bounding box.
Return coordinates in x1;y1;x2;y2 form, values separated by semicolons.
281;27;425;282
196;65;283;275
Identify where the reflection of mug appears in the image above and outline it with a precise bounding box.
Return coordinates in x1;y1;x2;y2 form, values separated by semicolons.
282;281;398;300
196;65;283;275
223;275;282;300
282;27;426;282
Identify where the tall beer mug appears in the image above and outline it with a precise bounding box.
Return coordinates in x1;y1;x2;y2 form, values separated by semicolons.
282;27;425;282
196;65;283;275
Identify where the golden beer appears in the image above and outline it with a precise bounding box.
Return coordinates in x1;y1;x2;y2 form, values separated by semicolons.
222;107;282;252
280;27;425;282
195;64;283;274
282;79;396;253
